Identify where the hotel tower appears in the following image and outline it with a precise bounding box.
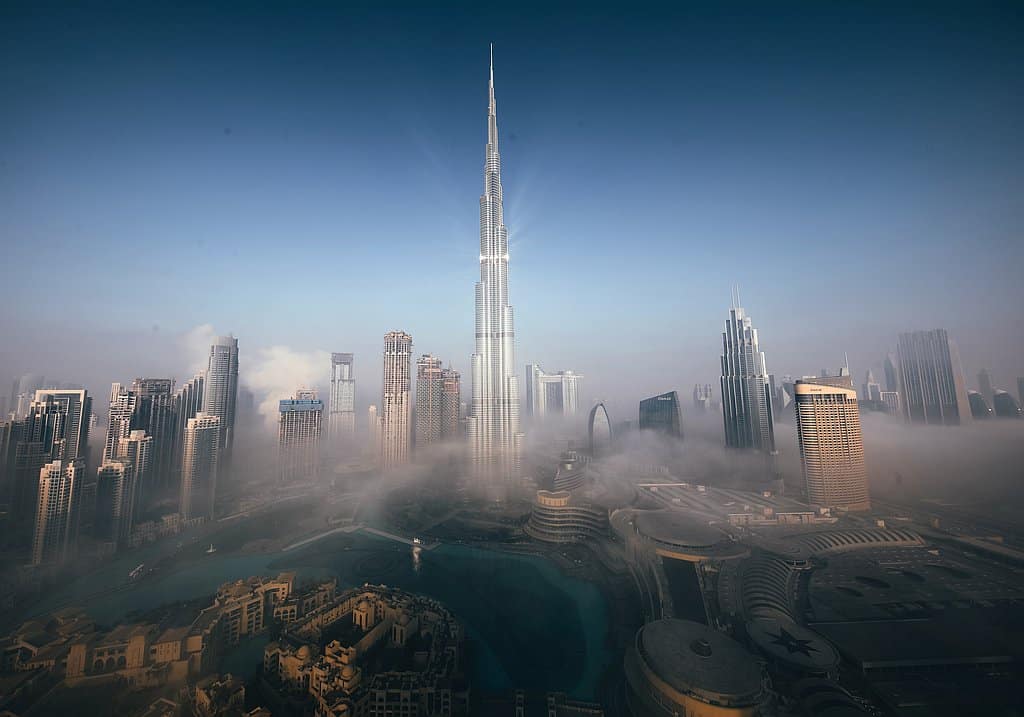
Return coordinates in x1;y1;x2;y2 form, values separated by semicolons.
468;47;523;480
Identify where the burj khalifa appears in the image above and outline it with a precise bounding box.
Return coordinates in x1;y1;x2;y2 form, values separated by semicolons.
468;46;523;481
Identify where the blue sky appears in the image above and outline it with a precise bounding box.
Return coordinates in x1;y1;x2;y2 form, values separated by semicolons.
2;1;1022;419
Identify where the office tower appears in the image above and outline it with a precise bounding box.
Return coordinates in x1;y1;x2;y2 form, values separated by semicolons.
203;335;239;461
95;460;134;546
329;353;356;442
415;355;444;448
861;371;882;404
131;378;176;487
977;369;995;406
880;391;901;416
774;377;796;421
588;402;612;456
104;384;138;462
9;373;44;420
794;374;870;512
31;459;85;566
692;384;714;412
525;365;584;419
172;374;205;474
897;329;971;425
968;391;993;419
440;367;461;440
468;48;523;480
179;413;220;522
278;393;323;482
381;331;412;469
720;298;776;453
883;353;899;393
639;392;683;438
993;390;1022;418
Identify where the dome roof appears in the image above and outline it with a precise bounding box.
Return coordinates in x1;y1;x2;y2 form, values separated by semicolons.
637;619;763;706
746;617;839;672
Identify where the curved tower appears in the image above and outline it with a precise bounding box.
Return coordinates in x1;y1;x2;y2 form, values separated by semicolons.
469;46;523;480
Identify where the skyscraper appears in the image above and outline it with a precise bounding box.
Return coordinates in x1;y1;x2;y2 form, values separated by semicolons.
977;368;995;406
95;460;135;546
329;353;356;443
720;298;776;454
172;374;205;475
897;329;971;425
179;412;220;522
122;430;152;507
415;355;443;448
468;47;523;480
1018;377;1024;408
861;370;883;404
367;404;381;460
278;393;323;482
968;391;993;419
381;331;412;469
639;392;683;438
31;458;85;566
131;378;176;488
883;353;899;393
440;367;461;440
525;366;584;419
104;383;138;463
31;389;91;461
692;384;714;412
203;336;239;461
794;374;870;512
993;391;1022;418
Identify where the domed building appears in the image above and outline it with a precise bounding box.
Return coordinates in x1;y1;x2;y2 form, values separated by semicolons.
624;619;765;717
745;617;839;682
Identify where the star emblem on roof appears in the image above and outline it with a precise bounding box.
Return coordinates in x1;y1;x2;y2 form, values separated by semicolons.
768;626;818;657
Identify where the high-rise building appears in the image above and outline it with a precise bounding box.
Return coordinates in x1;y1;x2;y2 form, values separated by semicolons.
8;373;45;420
794;374;870;512
639;392;683;439
381;331;413;469
880;391;901;416
588;403;612;456
897;329;971;425
329;353;356;443
993;390;1022;418
203;336;239;462
31;459;85;566
440;367;461;440
968;391;993;419
278;393;323;482
31;389;91;461
104;383;138;463
977;369;995;406
883;353;899;393
525;365;584;419
415;355;443;448
131;378;176;487
1018;377;1024;407
179;413;220;522
468;48;523;481
95;460;135;546
720;299;775;454
367;405;381;460
172;374;205;475
122;430;152;508
861;371;883;404
692;384;714;412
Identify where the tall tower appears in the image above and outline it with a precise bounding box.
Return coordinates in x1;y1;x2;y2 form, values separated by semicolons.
720;296;776;454
329;353;356;443
794;374;870;512
381;331;412;469
441;366;462;440
469;47;523;480
278;392;323;482
897;329;971;425
179;412;220;522
977;368;995;406
131;378;176;488
415;355;444;448
203;336;239;461
95;460;135;546
104;383;138;463
31;458;85;566
526;366;584;419
172;374;205;475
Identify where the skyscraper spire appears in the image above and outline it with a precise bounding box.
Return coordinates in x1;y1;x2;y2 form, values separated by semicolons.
469;46;523;483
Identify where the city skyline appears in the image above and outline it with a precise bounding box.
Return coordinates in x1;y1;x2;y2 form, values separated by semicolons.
2;3;1022;422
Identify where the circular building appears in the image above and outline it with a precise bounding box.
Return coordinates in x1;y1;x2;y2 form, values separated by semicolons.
625;619;765;717
524;490;609;543
745;617;839;680
617;509;749;562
